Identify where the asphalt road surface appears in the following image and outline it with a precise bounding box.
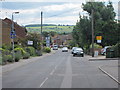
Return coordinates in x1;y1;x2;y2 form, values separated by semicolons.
2;49;118;88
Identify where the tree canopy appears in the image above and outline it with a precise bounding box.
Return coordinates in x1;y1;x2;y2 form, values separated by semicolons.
72;1;119;49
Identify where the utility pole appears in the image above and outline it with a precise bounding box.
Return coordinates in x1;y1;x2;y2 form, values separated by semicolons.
91;9;94;57
40;11;43;53
41;11;43;34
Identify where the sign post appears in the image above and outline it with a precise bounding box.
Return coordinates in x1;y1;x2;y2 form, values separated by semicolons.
46;37;50;47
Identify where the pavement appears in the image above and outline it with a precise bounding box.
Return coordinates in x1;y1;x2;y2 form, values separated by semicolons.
89;55;119;61
89;55;120;85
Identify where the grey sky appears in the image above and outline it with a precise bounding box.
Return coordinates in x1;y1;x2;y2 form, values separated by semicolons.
1;0;119;25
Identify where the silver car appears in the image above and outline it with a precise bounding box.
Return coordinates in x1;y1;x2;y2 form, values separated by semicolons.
73;48;84;57
62;47;68;52
71;47;77;54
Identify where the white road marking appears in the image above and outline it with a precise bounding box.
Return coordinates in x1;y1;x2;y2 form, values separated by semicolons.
39;77;48;88
39;57;63;88
50;69;55;75
60;56;72;88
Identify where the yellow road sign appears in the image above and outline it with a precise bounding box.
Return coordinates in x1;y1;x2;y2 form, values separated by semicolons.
96;36;102;40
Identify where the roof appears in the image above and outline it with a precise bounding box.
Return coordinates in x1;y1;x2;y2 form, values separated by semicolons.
3;18;27;38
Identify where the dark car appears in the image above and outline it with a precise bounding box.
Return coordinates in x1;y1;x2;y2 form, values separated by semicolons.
73;48;84;57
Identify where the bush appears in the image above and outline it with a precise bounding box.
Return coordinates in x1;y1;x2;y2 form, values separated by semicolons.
43;47;51;53
15;51;22;62
36;50;42;56
14;47;26;55
7;55;13;62
106;43;120;58
24;47;36;56
90;43;102;49
2;55;8;65
23;52;30;59
0;55;2;65
0;48;10;56
113;43;120;58
2;44;12;50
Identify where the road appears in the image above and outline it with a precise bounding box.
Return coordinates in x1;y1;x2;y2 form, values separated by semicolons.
2;49;118;88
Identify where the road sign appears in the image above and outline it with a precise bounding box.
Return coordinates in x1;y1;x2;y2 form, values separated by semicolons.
28;41;33;45
96;36;102;40
10;31;16;39
46;37;50;47
97;40;101;43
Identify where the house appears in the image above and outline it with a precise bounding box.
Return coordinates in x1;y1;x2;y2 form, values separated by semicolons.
52;34;73;46
1;18;27;45
0;19;11;46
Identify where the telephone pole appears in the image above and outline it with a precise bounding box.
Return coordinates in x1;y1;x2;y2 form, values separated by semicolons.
91;9;94;57
41;11;43;34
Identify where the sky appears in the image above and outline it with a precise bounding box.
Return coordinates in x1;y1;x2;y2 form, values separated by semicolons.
0;0;119;26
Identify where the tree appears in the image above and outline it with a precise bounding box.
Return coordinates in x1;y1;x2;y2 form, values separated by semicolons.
19;33;42;50
72;1;118;50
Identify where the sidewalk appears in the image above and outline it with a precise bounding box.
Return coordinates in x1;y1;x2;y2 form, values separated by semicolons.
89;55;119;61
99;65;120;84
88;55;120;84
2;50;55;73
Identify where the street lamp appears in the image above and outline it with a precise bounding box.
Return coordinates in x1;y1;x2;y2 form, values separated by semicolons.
11;12;19;62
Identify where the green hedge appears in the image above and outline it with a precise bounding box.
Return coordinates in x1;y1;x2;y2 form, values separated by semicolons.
43;47;51;53
15;51;22;62
0;55;2;65
23;52;30;59
106;43;120;58
0;48;10;55
24;47;36;56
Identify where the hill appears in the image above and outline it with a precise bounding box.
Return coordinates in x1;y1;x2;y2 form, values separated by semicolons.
26;24;74;34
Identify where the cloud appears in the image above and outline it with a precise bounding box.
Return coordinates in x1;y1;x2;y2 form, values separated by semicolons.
1;0;119;25
4;0;85;2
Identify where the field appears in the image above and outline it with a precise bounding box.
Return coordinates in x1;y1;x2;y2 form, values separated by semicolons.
26;25;74;34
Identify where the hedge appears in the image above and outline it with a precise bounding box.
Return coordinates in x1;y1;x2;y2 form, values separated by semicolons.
43;47;51;53
106;43;120;58
24;47;36;56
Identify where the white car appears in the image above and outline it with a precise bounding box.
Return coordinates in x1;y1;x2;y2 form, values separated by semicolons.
53;45;58;50
101;46;111;55
73;48;84;57
62;47;68;52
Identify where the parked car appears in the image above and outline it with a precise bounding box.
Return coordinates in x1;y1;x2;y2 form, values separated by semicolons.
101;46;111;55
62;47;68;52
71;47;78;54
73;48;84;57
53;45;58;50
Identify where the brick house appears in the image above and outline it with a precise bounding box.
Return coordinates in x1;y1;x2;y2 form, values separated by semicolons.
1;18;27;45
52;34;73;46
0;19;11;45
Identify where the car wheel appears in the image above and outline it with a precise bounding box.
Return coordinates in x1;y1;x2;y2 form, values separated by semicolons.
81;54;84;57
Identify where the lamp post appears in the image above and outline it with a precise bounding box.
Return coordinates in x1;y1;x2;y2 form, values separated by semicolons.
11;12;19;62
